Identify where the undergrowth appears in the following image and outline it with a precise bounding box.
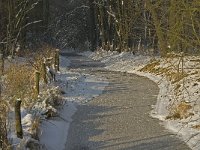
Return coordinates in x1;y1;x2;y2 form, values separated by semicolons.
140;59;188;84
0;100;10;149
0;44;60;149
3;64;35;107
140;53;193;120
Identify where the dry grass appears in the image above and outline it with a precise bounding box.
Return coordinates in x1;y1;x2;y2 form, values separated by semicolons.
30;117;40;140
0;100;10;149
0;44;59;148
3;63;35;107
192;124;200;130
140;60;160;72
140;58;188;84
166;71;188;84
141;54;195;121
28;45;56;84
3;45;57;107
175;84;181;91
166;102;193;119
31;45;55;70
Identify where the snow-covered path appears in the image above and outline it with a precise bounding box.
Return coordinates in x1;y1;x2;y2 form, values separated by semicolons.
64;52;190;150
39;52;108;150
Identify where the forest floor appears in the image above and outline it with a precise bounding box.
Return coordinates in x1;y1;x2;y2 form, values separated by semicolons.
64;51;190;150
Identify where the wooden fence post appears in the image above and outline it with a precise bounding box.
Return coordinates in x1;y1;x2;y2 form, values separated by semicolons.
0;54;3;99
42;60;48;84
55;49;59;72
0;79;2;97
35;71;40;96
15;99;23;139
0;53;4;76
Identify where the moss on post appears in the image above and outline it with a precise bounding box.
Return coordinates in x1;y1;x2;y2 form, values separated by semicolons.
15;99;23;139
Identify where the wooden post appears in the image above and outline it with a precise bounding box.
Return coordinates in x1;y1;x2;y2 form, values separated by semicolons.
15;99;23;139
55;49;59;72
0;80;2;97
42;60;48;84
0;53;4;76
35;71;40;95
0;54;3;98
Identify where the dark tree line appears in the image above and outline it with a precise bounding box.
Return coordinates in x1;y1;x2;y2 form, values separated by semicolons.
0;0;92;53
89;0;200;56
0;0;199;56
48;0;90;49
0;0;49;56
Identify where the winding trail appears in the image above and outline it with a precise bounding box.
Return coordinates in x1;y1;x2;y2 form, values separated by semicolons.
63;52;190;150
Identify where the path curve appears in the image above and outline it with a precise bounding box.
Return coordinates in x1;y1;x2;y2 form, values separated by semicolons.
63;52;190;150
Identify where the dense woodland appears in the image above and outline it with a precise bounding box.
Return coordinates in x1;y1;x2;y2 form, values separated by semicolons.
0;0;200;56
0;0;50;55
91;0;200;55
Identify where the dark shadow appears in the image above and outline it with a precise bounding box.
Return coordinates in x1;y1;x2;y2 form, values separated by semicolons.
65;104;117;150
66;103;189;150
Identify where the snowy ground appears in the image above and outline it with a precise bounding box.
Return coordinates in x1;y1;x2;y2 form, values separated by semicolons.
81;49;200;150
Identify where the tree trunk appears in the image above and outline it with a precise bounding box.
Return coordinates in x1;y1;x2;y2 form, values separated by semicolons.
35;71;40;96
146;1;167;56
88;0;97;51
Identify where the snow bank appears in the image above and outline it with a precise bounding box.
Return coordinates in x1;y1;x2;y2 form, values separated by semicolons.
39;102;77;150
81;49;200;150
